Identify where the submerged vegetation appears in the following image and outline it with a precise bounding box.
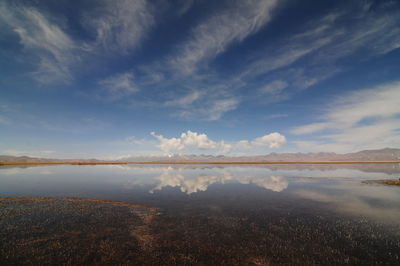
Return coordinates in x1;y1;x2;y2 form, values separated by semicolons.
0;197;159;265
1;196;400;265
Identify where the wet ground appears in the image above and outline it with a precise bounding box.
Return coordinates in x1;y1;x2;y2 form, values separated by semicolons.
1;164;400;265
363;179;400;186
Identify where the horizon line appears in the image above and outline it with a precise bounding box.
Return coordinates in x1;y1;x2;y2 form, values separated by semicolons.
1;161;400;166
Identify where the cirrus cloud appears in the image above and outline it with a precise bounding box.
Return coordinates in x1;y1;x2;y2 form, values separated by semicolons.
97;72;138;100
291;81;400;152
169;0;279;74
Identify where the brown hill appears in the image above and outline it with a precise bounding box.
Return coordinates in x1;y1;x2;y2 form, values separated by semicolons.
1;148;399;163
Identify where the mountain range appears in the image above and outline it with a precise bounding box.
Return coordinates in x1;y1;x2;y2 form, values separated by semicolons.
1;148;400;163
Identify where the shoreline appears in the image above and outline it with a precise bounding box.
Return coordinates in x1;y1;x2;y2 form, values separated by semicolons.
1;160;400;166
362;179;400;186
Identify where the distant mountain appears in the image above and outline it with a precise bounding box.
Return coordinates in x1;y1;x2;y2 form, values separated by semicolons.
118;148;400;162
0;156;99;163
0;156;55;163
1;148;400;163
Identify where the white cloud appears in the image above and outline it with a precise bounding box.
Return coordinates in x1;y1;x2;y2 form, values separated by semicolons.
169;0;279;74
98;72;138;100
151;130;286;155
292;140;353;154
203;98;239;121
259;80;288;95
176;0;196;16
236;140;252;149
0;3;77;83
252;132;287;148
168;93;239;121
151;130;228;154
180;131;218;149
150;132;185;154
238;3;400;94
137;0;280;120
327;84;400;127
292;82;400;134
292;122;331;135
240;33;333;81
0;0;157;84
292;81;400;152
131;0;400;120
125;136;149;145
165;91;203;107
83;0;155;53
257;80;289;102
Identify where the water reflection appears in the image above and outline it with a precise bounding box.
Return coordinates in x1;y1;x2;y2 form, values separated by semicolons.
1;164;400;264
149;167;288;194
0;164;399;224
293;181;400;223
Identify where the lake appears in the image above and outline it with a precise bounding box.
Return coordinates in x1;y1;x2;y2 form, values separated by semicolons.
1;164;400;265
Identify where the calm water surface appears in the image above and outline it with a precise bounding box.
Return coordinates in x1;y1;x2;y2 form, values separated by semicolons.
1;164;400;222
1;164;400;264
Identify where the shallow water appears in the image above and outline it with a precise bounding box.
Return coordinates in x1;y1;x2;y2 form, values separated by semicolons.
1;164;400;223
1;164;400;264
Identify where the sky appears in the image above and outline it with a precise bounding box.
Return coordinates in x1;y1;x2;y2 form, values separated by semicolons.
0;0;400;159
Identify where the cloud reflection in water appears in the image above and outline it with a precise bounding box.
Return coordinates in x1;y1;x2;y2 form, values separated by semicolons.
149;167;288;194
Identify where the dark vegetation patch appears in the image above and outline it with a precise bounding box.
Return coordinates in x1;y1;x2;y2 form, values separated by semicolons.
0;197;159;265
1;197;400;265
151;207;400;265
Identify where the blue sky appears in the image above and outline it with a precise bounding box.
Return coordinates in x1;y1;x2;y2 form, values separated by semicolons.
0;0;400;158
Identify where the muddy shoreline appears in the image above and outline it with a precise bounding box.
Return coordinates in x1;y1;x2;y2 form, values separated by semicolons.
362;179;400;186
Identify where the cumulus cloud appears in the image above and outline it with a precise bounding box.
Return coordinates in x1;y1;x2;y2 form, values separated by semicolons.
150;130;286;154
252;132;287;148
150;132;185;154
151;130;228;154
180;131;218;149
292;81;400;152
